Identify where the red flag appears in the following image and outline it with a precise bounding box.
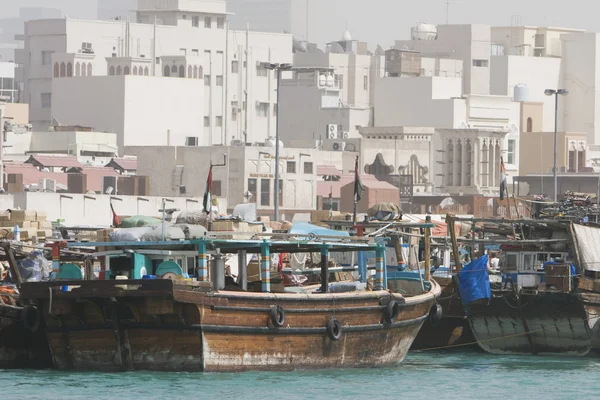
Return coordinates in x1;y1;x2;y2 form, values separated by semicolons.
110;203;120;227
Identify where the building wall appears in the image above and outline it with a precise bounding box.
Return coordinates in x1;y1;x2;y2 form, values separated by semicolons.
373;76;463;128
561;32;599;145
490;55;561;132
4;103;29;124
127;145;317;214
19;17;292;141
395;24;491;95
519;131;587;176
520;102;544;133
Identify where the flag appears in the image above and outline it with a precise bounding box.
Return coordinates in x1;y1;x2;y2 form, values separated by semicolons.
354;156;365;202
203;166;213;213
110;203;120;227
499;157;507;201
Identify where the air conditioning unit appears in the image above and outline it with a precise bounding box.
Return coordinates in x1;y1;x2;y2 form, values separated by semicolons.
342;131;349;139
332;141;346;151
39;178;56;193
81;42;94;54
102;176;118;195
231;139;244;146
327;124;338;139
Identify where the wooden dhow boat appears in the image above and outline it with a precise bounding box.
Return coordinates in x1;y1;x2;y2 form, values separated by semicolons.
19;227;440;372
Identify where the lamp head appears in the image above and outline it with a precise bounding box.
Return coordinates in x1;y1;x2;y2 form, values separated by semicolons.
544;89;555;96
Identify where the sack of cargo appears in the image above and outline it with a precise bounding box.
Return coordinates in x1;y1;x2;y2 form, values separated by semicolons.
120;216;161;228
175;210;218;226
367;203;402;221
174;224;208;239
140;226;186;242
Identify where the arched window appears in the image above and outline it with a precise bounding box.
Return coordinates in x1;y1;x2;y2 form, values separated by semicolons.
527;117;533;132
87;63;92;76
144;67;149;76
163;66;170;77
465;140;472;186
53;63;60;78
456;140;463;187
133;66;138;75
193;65;198;79
171;65;177;74
75;62;81;76
178;65;185;77
188;65;192;78
116;66;122;75
82;63;87;76
124;66;130;75
67;62;73;77
109;66;116;75
60;62;66;77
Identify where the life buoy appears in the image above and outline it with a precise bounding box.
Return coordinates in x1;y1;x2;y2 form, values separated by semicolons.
428;303;443;326
326;318;342;341
22;305;41;333
384;300;400;324
270;305;286;328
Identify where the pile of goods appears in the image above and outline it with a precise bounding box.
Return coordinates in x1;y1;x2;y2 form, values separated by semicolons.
534;192;600;222
0;210;52;241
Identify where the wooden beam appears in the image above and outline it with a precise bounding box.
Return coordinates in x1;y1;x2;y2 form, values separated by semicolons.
446;214;462;273
424;217;431;282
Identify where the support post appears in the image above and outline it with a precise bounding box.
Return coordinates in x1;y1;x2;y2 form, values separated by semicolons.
375;244;385;291
447;214;463;273
238;249;248;290
260;240;271;293
196;238;208;282
358;250;367;283
320;245;330;293
424;217;432;282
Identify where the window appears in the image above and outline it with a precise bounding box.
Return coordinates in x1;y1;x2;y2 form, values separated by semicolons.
216;116;223;127
67;62;73;77
204;74;211;86
204;116;210;127
304;162;313;174
260;179;270;206
192;16;199;27
231;101;238;121
41;50;53;66
578;150;586;171
41;93;51;108
60;62;66;77
363;75;368;90
217;17;225;29
507;139;515;165
124;66;130;75
186;137;199;146
178;65;185;77
256;63;268;77
192;49;199;56
212;180;222;196
257;102;269;117
232;60;239;73
180;48;187;55
472;59;489;67
109;66;116;75
248;179;257;203
287;161;296;173
116;65;122;75
204;16;211;28
163;66;170;77
527;117;533;132
216;75;223;86
53;63;59;77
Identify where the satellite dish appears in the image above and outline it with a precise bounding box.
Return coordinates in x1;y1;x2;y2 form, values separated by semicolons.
105;186;114;195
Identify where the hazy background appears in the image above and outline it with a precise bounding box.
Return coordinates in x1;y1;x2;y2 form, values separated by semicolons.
1;0;597;48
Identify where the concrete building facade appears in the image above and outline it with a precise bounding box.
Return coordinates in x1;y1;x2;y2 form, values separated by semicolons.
16;0;293;146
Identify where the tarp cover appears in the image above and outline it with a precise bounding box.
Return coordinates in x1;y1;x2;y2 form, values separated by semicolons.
458;254;491;305
289;222;349;240
573;224;600;272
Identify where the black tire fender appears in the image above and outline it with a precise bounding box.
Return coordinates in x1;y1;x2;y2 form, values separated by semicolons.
22;305;41;333
384;300;400;324
270;305;286;328
429;303;443;326
326;317;342;341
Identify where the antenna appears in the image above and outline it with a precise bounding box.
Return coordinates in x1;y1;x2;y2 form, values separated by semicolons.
445;0;450;24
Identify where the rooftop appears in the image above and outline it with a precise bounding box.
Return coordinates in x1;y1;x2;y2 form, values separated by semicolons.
25;154;83;170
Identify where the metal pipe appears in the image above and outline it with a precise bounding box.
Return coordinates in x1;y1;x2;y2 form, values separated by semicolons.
553;92;558;202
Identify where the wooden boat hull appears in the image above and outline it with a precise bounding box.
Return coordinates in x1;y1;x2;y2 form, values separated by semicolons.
577;288;600;352
23;279;440;372
411;277;476;351
465;291;591;356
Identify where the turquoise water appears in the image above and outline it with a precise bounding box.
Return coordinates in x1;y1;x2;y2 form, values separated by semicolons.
1;351;597;399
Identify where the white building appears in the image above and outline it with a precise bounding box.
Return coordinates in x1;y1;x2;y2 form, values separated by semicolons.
227;0;291;34
127;143;319;217
0;62;18;102
16;0;293;146
395;24;491;95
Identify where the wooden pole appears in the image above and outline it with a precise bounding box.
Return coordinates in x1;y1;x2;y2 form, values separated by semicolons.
424;217;431;282
2;243;22;287
320;245;330;293
446;214;463;273
260;240;271;293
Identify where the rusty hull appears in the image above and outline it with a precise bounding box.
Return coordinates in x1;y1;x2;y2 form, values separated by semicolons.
465;291;591;356
21;279;440;372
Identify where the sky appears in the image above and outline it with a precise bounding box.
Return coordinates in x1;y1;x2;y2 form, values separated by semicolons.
1;0;599;49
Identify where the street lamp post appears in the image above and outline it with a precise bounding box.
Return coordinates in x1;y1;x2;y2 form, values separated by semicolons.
544;88;569;202
264;62;292;222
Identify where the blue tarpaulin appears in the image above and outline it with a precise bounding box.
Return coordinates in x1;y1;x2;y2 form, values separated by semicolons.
458;254;491;305
289;222;349;240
